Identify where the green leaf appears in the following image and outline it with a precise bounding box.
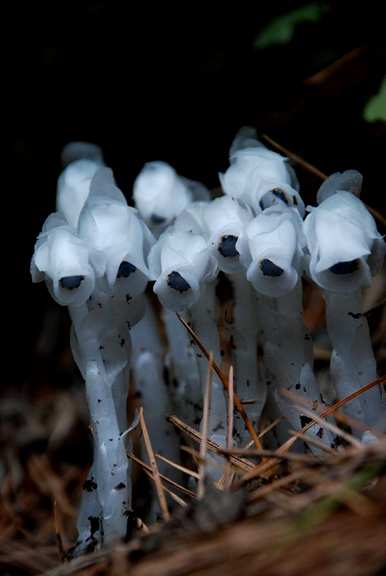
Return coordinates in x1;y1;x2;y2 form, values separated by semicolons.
254;3;326;50
363;76;386;123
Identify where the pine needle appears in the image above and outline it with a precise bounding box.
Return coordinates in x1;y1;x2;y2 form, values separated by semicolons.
156;453;200;480
128;452;196;499
198;353;213;499
139;408;170;521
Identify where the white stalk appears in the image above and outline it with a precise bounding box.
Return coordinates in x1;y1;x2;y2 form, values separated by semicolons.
130;296;182;519
303;173;385;436
148;223;221;466
324;290;383;429
162;307;202;427
70;300;132;545
230;272;265;445
190;281;228;468
255;282;335;451
200;196;263;445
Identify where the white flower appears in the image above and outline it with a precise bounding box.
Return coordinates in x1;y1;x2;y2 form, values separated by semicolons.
57;158;103;228
133;162;209;233
236;206;305;297
31;214;95;306
78;168;154;297
304;184;385;293
219;127;304;216
148;229;216;312
202;196;253;274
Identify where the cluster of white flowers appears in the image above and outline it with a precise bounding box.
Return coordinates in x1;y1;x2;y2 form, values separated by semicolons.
31;130;385;549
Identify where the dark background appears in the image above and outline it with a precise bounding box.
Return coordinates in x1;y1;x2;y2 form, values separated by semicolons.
7;1;386;390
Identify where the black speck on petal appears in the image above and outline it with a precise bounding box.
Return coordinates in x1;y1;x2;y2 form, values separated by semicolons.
60;275;85;290
218;235;238;258
260;259;284;277
117;261;137;278
329;259;359;275
167;271;191;292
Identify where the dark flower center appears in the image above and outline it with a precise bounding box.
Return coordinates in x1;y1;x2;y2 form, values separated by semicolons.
260;259;284;277
167;271;191;292
218;235;238;258
150;213;166;225
117;261;137;278
60;275;85;290
329;259;359;275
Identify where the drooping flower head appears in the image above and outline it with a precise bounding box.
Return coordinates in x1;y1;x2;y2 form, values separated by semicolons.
31;213;95;306
133;161;209;235
304;171;385;293
202;196;253;274
237;205;305;297
220;127;304;216
78;168;154;297
148;227;217;312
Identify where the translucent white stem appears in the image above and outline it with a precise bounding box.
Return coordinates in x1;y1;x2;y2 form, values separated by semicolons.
162;307;202;427
230;273;266;445
84;358;131;542
70;300;132;545
190;281;227;477
130;297;182;519
255;281;334;451
324;290;383;430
